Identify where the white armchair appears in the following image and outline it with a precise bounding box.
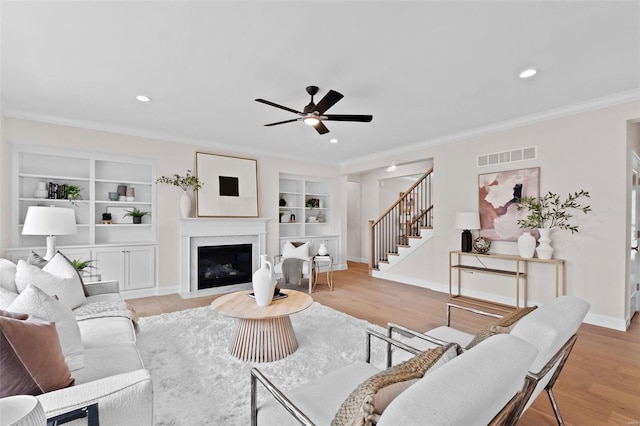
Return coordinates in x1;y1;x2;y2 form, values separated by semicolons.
272;241;314;293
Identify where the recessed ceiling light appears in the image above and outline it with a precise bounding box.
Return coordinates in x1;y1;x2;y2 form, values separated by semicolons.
330;138;338;144
386;165;397;172
136;95;152;102
519;69;538;79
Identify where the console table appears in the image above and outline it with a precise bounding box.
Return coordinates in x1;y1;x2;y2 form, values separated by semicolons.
449;251;565;310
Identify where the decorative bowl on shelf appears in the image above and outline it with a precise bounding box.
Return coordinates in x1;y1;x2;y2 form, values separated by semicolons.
473;237;491;254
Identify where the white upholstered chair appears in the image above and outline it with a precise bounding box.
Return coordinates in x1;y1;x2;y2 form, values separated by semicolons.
272;241;313;293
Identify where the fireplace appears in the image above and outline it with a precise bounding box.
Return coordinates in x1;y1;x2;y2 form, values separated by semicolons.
179;218;268;294
198;244;252;289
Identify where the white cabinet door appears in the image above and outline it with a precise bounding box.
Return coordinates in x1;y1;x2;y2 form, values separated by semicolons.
93;248;125;290
124;246;156;290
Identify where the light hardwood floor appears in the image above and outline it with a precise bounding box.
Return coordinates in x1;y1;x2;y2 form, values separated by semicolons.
127;262;640;425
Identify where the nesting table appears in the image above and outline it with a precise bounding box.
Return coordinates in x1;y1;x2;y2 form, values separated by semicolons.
210;289;313;362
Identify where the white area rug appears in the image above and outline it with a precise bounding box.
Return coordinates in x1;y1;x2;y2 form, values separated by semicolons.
136;302;387;425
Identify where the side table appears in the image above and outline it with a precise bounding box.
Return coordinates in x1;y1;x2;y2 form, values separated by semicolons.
313;255;334;291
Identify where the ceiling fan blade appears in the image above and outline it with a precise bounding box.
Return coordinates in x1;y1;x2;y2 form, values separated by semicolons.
255;98;303;115
264;118;301;127
314;90;344;114
314;121;330;135
324;114;373;122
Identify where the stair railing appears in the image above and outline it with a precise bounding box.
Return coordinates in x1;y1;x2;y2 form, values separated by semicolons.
369;168;433;270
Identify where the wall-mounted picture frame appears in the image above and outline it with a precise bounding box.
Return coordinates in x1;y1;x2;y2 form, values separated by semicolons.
478;167;539;241
195;152;259;217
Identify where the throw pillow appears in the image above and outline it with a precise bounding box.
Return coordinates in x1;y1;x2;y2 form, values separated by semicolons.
8;285;85;371
47;251;91;297
0;259;18;293
0;309;74;397
465;305;538;350
15;257;86;310
26;251;49;269
282;241;310;260
0;288;19;310
332;342;460;426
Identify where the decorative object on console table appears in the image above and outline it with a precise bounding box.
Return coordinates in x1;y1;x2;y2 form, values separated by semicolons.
517;231;536;258
516;190;591;259
156;169;203;218
22;206;77;260
195;152;257;217
317;242;328;256
472;236;491;254
454;212;480;253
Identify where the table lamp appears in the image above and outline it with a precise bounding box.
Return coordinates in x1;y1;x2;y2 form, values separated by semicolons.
22;206;77;260
454;212;480;253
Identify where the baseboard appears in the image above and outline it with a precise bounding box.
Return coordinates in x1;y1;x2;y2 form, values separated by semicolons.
347;256;368;263
583;312;627;331
157;285;181;296
121;287;162;300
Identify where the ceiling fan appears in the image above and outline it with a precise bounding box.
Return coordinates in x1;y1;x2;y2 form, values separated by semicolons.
255;86;373;135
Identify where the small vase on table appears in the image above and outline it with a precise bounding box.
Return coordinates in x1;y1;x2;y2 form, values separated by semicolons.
536;228;554;259
180;190;192;218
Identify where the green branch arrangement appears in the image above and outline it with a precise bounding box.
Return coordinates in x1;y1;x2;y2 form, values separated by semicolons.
516;190;591;233
157;169;203;191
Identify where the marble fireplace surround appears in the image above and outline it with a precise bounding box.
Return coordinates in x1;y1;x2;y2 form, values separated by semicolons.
179;218;268;294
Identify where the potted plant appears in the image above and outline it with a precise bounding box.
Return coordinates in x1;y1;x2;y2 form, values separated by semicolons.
157;169;204;218
67;185;82;206
123;207;151;224
71;259;96;277
516;190;591;259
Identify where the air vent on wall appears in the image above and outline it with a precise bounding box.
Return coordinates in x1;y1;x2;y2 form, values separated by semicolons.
477;146;537;167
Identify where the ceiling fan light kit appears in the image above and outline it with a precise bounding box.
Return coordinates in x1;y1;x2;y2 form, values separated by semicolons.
255;85;372;135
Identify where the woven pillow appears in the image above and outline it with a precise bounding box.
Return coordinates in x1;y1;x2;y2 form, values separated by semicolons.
0;309;74;397
332;342;460;426
465;305;538;350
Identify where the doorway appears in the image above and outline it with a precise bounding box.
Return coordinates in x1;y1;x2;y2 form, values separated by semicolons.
629;152;640;325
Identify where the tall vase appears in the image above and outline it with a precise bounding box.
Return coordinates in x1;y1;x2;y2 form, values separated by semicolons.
180;190;192;218
252;254;275;306
517;232;536;258
536;228;554;259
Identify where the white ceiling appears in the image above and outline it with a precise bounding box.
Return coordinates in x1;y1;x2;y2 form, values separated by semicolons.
2;1;639;167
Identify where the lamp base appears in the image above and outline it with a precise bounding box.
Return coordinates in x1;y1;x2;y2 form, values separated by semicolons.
44;235;57;260
461;230;472;253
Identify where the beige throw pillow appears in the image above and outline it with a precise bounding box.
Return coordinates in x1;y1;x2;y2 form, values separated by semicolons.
332;342;460;426
465;305;538;350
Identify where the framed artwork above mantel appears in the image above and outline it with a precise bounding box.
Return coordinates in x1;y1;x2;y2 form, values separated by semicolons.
195;152;259;217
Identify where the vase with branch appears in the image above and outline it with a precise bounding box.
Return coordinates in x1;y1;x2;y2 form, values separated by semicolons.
157;169;204;218
516;190;591;259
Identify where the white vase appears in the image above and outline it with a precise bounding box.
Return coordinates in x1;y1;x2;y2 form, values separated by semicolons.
318;243;328;256
517;232;536;258
180;190;192;218
536;228;554;259
252;254;275;306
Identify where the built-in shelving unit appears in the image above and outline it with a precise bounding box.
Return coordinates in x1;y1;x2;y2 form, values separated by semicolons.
9;144;158;295
279;174;339;259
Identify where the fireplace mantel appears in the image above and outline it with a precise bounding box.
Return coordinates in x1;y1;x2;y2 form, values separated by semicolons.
179;218;269;294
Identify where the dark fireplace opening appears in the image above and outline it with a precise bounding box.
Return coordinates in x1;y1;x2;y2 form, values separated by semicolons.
198;244;252;289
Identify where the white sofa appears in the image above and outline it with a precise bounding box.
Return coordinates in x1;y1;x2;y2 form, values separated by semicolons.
0;258;153;425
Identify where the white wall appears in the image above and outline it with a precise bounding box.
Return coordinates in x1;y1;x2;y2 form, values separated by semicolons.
0;117;344;293
346;101;639;330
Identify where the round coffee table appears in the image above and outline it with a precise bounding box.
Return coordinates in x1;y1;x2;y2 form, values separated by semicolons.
211;289;313;362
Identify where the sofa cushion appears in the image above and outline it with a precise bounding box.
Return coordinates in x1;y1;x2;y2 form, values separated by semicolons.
392;326;474;365
258;361;380;425
0;259;18;293
77;317;136;348
465;305;538;350
0;309;74;397
333;343;459;426
8;285;85;371
27;251;91;297
0;287;19;310
377;334;538;426
72;342;144;385
15;258;86;310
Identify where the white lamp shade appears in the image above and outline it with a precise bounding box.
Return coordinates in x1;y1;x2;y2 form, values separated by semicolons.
454;212;480;230
22;206;77;236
